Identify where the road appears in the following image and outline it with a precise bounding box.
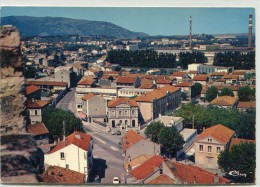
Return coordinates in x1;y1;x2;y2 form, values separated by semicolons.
56;87;125;184
83;122;125;184
56;87;76;113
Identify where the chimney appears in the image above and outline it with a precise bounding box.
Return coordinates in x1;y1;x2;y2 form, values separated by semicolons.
32;98;35;103
171;119;175;124
214;173;220;183
159;114;162;118
248;14;253;48
203;127;206;132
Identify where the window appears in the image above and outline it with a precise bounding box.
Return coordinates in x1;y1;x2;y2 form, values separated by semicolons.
208;138;212;142
199;145;203;151
132;110;135;115
125;110;127;116
66;164;69;169
217;147;221;153
207;157;213;164
35;110;38;115
60;152;65;160
208;146;212;152
119;111;122;116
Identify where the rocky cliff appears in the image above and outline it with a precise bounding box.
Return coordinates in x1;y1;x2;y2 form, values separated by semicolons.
0;25;38;183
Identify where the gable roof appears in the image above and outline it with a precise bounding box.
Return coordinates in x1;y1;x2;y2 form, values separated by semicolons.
175;82;193;87
77;76;94;86
139;82;155;89
172;72;187;77
26;99;50;108
237;101;256;109
41;166;85;184
28;122;49;136
209;96;238;106
196;124;234;144
124;155;152;171
156;78;172;84
229;138;256;150
81;93;95;101
232;71;246;76
166;161;229;184
133;85;179;102
47;131;92;154
26;80;68;87
116;76;137;84
223;75;239;79
130;155;164;180
193;75;208;81
26;85;40;95
108;98;138;108
148;174;175;184
121;130;144;151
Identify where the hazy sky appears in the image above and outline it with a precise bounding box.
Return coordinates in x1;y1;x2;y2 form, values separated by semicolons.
1;7;255;35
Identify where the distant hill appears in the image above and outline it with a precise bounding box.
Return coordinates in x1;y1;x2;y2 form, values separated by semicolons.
1;16;149;39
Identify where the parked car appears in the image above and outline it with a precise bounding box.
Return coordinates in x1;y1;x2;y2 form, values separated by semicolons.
113;177;120;184
116;130;121;135
111;130;116;135
135;129;140;134
106;127;111;132
118;141;122;149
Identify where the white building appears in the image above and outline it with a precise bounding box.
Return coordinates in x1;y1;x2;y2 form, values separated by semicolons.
44;131;93;181
54;66;73;87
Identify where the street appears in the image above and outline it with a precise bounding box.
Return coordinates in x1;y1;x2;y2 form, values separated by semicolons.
56;87;125;184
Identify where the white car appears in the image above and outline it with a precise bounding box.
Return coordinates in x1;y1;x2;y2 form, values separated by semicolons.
111;130;116;135
113;177;120;184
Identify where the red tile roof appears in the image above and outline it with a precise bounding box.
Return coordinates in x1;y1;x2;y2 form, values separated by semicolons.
156;78;172;84
168;161;230;184
148;174;175;184
232;71;246;76
26;99;50;108
108;98;138;107
130;155;164;180
172;72;187;77
209;96;238;106
41;166;85;184
47;131;92;154
26;85;40;95
188;70;199;74
237;101;256;109
229;138;255;150
196;124;235;144
193;75;208;81
175;82;192;87
26;80;68;87
210;72;228;76
121;130;144;152
133;85;179;102
139;82;155;89
116;76;137;84
81;93;95;101
28;122;49;136
77;76;94;86
223;75;239;79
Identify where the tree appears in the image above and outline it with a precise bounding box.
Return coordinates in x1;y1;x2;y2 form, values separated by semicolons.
206;86;218;102
158;126;185;155
219;87;234;96
192;83;202;97
42;108;85;140
218;142;256;183
238;86;255;101
144;121;164;143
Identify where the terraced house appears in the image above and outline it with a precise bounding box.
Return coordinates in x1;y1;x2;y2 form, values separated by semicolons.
133;85;181;123
108;98;139;130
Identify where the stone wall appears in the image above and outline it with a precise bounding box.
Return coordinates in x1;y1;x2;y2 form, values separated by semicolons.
0;25;38;183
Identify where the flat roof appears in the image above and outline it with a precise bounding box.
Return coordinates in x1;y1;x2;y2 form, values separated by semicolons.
154;116;183;125
180;128;197;141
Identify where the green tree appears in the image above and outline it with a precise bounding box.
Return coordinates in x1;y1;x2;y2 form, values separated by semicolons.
206;86;218;102
42;108;85;140
144;121;164;143
219;87;234;96
238;86;255;101
218;142;256;183
158;126;185;155
192;83;202;97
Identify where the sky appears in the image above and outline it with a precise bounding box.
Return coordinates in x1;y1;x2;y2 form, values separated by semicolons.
1;7;255;36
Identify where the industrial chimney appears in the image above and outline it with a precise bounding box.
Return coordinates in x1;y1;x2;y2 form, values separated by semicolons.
248;14;253;48
189;16;192;50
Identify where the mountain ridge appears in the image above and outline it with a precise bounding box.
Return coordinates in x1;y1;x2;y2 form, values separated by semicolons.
1;16;149;39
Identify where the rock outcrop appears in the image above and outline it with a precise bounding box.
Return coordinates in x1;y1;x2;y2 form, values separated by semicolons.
0;25;38;183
